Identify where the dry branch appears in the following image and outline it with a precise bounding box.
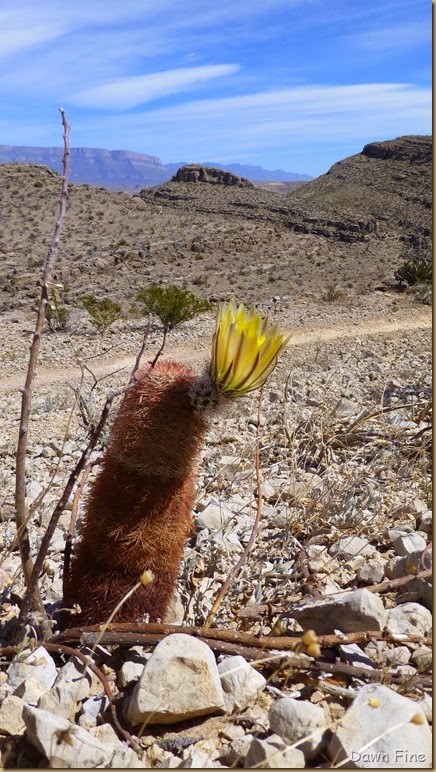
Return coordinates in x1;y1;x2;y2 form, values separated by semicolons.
14;109;70;624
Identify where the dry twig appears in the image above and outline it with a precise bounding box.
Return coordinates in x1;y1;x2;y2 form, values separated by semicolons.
14;109;70;624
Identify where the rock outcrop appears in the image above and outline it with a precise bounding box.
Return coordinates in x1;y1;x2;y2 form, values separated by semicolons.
172;164;254;188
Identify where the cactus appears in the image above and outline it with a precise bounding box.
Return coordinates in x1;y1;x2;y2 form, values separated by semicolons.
63;303;289;625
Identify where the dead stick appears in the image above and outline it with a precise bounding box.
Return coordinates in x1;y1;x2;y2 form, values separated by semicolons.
55;623;432;650
14;109;70;620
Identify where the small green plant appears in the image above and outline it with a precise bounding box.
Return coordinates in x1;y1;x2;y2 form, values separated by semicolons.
45;287;69;332
322;284;345;302
136;284;212;332
76;294;123;333
395;253;432;287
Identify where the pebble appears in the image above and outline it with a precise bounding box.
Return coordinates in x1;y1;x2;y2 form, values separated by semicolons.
244;734;305;768
329;535;373;559
218;655;266;713
269;696;328;760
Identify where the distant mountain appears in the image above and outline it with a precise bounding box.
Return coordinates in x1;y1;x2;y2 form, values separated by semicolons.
0;145;311;190
0;146;170;189
165;162;312;182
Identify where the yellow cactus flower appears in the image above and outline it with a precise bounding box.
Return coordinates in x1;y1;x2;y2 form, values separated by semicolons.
210;301;290;396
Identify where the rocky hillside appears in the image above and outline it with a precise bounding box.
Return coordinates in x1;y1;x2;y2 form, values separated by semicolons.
289;135;432;243
0;135;431;316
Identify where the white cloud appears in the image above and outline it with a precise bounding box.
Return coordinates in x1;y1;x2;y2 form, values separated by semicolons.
68;82;430;163
347;20;429;53
0;23;66;57
70;65;240;109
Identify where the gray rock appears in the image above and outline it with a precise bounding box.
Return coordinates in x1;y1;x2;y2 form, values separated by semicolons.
125;634;225;725
8;646;57;700
386;602;432;636
195;501;233;531
25;705;146;768
410;645;432;671
329;535;373;559
417;510;432;535
218;655;266;713
292;589;387;634
23;705;136;768
118;647;151;689
178;749;218;767
393;533;427;557
357;555;386;584
269;696;327;760
244;734;305;768
222;734;254;766
340;643;375;670
328;683;432;767
0;694;26;734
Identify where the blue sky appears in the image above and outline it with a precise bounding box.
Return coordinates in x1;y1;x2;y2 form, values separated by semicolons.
0;0;431;176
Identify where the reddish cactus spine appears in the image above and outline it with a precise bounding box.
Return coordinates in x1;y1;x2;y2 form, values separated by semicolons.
63;360;209;624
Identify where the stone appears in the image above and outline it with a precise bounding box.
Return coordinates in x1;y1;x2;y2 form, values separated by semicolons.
393;533;427;557
24;705;146;768
340;643;375;670
195;501;233;531
163;590;185;624
244;734;305;768
417;510;432;535
410;645;432;671
329;536;373;559
292;589;387;634
386;602;432;636
178;749;218;767
269;696;328;760
125;634;225;725
222;734;254;765
118;647;151;689
328;683;432;768
218;655;266;713
8;646;57;703
357;556;386;584
0;695;26;734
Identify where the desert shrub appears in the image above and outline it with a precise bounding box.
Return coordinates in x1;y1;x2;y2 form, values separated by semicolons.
395;232;432;287
136;284;212;332
76;294;123;332
395;252;432;286
45;287;69;332
322;284;345;302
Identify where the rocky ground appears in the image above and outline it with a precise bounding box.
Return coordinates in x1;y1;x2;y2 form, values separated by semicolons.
0;136;432;767
0;290;432;768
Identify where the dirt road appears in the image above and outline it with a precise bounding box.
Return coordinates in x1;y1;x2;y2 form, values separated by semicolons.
0;310;431;394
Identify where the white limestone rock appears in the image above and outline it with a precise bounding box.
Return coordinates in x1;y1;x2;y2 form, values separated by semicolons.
218;655;266;713
269;696;328;760
244;734;305;768
292;589;387;634
125;634;225;726
328;683;432;768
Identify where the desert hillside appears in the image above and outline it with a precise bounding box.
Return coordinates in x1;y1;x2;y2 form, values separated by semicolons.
0;135;431;319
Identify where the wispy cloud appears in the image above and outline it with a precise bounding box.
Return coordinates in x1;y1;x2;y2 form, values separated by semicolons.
71;65;240;109
346;20;429;53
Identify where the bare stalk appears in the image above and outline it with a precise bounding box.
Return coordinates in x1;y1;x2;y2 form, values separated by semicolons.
204;387;264;628
14;109;70;617
14;323;153;642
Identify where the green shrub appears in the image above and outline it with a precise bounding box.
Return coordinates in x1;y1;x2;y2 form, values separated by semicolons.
395;253;432;286
136;284;212;332
322;284;345;302
45;287;69;332
76;294;123;333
